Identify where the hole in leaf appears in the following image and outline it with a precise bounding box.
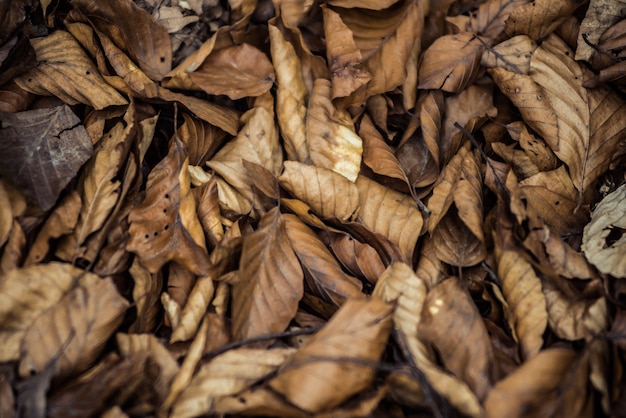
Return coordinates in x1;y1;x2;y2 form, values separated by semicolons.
86;70;91;75
605;225;625;248
165;194;170;199
164;224;169;230
160;56;165;63
154;231;159;236
145;234;150;239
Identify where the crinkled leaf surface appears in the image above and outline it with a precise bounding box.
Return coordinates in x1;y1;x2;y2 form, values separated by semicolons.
0;105;92;210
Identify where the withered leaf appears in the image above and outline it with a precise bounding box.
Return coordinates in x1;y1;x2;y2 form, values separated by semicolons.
189;44;275;100
484;348;588;418
418;277;494;401
356;175;423;262
173;348;295;418
13;31;127;109
127;138;210;275
18;275;129;380
419;32;484;92
72;0;172;80
0;263;95;362
269;297;392;413
231;207;304;342
504;0;581;40
284;214;363;308
0;105;92;210
279;161;360;222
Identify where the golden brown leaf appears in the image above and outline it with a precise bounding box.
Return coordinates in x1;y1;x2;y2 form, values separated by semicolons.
360;114;410;186
328;232;386;284
484;348;589;418
418;32;484;92
334;0;423;105
72;0;172;80
576;0;626;61
0;182;12;249
207;100;282;216
470;0;530;41
322;6;371;99
307;77;363;182
127;138;210;275
231;207;304;342
115;333;179;403
56;112;133;263
269;23;309;162
171;275;215;343
269;297;392;413
418;277;494;400
128;258;162;333
172;348;295;418
195;177;224;246
373;263;483;417
24;191;81;266
506;121;558;171
504;0;581;40
177;113;227;167
541;226;597;280
326;0;399;9
432;212;486;267
284;214;363;308
14;31;127;109
279;161;360;222
0;263;88;362
529;34;626;200
188;44;275;100
480;35;537;73
495;247;548;360
18;274;128;380
520;166;590;236
356;175;423;262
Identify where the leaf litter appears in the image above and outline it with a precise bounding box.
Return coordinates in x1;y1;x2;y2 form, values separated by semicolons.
1;0;626;417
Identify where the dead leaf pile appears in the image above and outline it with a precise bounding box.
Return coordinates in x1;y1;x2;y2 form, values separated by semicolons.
1;0;626;417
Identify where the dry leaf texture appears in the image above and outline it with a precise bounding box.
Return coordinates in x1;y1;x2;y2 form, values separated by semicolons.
3;0;626;417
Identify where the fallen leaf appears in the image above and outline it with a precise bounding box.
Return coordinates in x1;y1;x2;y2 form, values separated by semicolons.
269;297;392;413
231;207;304;342
13;31;127;109
189;44;275;100
0;105;93;210
127;138;210;275
504;0;581;40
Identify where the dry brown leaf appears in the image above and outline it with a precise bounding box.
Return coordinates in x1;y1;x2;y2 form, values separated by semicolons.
127;138;210;275
172;348;295;418
503;0;581;40
520;167;590;237
470;0;530;41
177;113;227;167
214;386;307;417
484;347;589;418
207;99;282;216
307;77;363;182
582;182;626;277
116;333;179;403
322;6;371;99
128;258;162;333
171;275;215;343
360;114;410;187
19;274;128;380
188;44;275;100
506;121;558;172
356;175;423;262
480;35;537;73
373;263;483;417
495;247;548;360
529;34;626;200
419;90;445;168
329;232;386;284
279;160;359;222
541;225;597;280
72;0;172;80
333;0;423;106
419;32;484;92
326;0;398;9
269;22;309;162
195;177;224;246
56;111;133;263
418;277;494;401
415;237;444;289
432;212;486;267
0;182;12;249
231;207;303;342
14;31;127;109
24;191;81;266
284;214;363;308
269;297;392;413
0;263;90;362
0;220;25;275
